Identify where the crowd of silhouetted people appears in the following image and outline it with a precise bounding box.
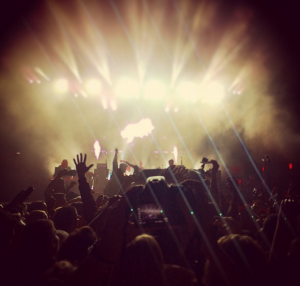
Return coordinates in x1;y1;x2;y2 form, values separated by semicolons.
0;151;299;286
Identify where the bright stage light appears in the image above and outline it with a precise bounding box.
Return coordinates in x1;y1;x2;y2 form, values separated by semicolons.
144;80;167;100
115;77;140;98
176;81;200;102
85;79;102;95
121;118;154;143
202;81;225;104
54;79;69;93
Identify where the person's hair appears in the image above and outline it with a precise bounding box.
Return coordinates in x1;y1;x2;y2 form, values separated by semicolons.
21;219;58;259
26;210;48;224
119;163;128;173
69;202;84;216
44;260;77;285
53;206;78;233
203;234;267;286
58;226;97;264
115;234;166;286
27;201;48;213
0;209;18;247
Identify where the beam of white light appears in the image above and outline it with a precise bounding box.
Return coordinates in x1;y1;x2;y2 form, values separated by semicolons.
54;79;69;93
202;81;225;104
81;90;88;98
85;79;102;95
121;118;155;143
115;77;140;98
176;81;200;102
34;67;50;81
173;146;178;164
48;1;81;83
94;140;101;160
144;80;167;99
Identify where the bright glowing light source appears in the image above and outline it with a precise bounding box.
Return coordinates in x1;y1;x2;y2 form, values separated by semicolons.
289;163;293;170
54;79;69;93
174;108;179;113
85;79;102;95
94;140;101;160
202;81;225;104
110;99;117;111
144;80;167;99
121;118;155;143
115;77;140;98
173;146;178;164
177;81;200;102
191;211;194;215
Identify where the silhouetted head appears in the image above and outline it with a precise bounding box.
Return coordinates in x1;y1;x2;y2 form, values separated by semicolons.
168;159;174;166
61;159;68;168
27;201;48;213
26;210;48;224
53;206;78;233
120;163;128;173
203;234;267;286
58;226;97;264
118;234;166;286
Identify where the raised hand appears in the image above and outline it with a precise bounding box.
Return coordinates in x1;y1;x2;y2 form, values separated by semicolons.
73;153;94;179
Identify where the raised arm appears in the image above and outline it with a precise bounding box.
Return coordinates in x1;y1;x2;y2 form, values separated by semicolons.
120;160;136;169
73;153;97;223
112;148;118;173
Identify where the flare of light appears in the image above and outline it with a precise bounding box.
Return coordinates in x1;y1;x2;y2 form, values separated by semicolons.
144;80;167;99
54;79;69;93
85;79;102;95
202;81;225;104
177;81;200;102
121;118;155;143
94;140;101;160
173;146;178;164
115;77;140;98
34;67;50;81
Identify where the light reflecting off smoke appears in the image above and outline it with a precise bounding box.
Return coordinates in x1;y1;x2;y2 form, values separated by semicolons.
121;118;155;143
173;146;178;164
94;140;101;160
